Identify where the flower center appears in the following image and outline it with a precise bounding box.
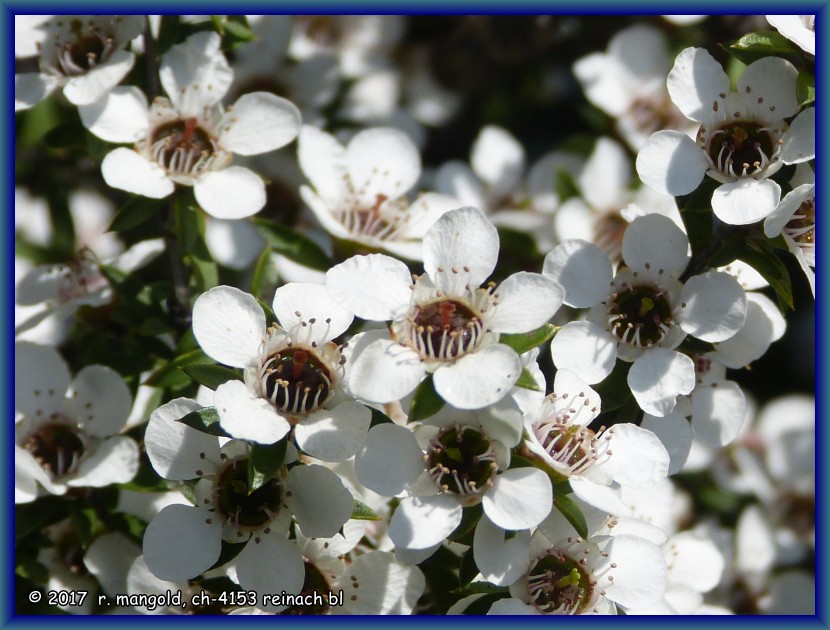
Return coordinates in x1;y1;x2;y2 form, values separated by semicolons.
282;561;333;615
213;457;283;529
56;19;114;76
527;553;594;615
786;197;815;245
705;122;776;178
607;283;673;347
23;422;85;478
149;118;222;178
258;348;333;416
407;299;484;361
297;16;343;48
628;94;687;140
57;251;110;304
426;426;498;497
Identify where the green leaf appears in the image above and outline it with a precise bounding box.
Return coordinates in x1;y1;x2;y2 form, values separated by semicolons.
351;500;382;521
451;581;509;596
448;503;483;544
43;121;85;148
554;492;588;539
796;73;815;107
740;238;794;312
247;439;288;494
250;247;278;302
144;349;211;388
181;364;243;390
187;254;219;292
514;367;541;391
251;217;332;271
256;298;277;326
729;29;800;55
458;547;479;587
16;496;68;540
408;374;445;422
224;16;257;42
459;592;509;614
369;407;395;427
592;360;632;413
178;407;229;438
210;15;226;33
500;323;559;355
16;558;50;584
208;540;247;571
555;165;581;203
109;197;164;233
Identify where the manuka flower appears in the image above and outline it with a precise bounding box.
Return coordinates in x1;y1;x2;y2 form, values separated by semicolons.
80;31;301;219
327;206;564;409
192;282;371;457
766;15;815;56
15;342;138;503
544;214;747;416
15;15;145;111
636;48;814;225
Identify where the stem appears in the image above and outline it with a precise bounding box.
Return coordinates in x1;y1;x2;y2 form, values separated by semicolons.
161;204;193;332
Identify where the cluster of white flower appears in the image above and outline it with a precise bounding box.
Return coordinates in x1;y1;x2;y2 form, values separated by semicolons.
15;14;814;616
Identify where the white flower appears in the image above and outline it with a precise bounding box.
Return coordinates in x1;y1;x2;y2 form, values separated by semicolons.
766;15;815;55
298;125;458;260
327;206;564;409
192;283;372;457
355;401;553;559
544;214;747;417
573;24;694;150
142;401;355;607
15;341;138;503
80;31;301;219
522;369;669;514
15;15;145;111
636;47;815;225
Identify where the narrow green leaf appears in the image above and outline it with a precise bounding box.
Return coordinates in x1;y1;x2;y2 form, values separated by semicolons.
458;547;479;587
247;439;288;494
796;73;815;107
181;364;243;390
351;500;382;521
210;15;225;33
208;540;247;571
408;374;445;422
448;503;483;543
187;254;219;291
460;592;510;614
554;492;589;539
43;121;85;148
593;360;632;413
251;217;332;271
109;197;164;233
15;496;68;540
369;407;395;427
250;246;277;302
741;238;794;311
730;29;799;54
555;165;581;203
144;349;210;387
178;407;229;438
451;582;509;596
224;17;257;42
514;367;541;391
256;298;277;326
500;323;559;355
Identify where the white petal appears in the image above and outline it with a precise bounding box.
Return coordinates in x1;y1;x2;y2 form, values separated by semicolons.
15;264;62;305
77;86;149;143
780;107;815;165
284;464;353;538
579;137;630;211
602;423;669;488
295;401;371;462
550;321;618;385
16;445;57;500
145;398;220;480
488;599;540;615
738;56;798;119
273;281;354;343
236;534;305;612
471;126;525;199
423;206;499;293
67;365;131;437
487;272;563;333
735;505;776;577
712;293;785;368
143;505;222;581
766;15;815;54
63;49;134;105
297;126;348;207
711;179;781;225
67;436;139;487
636;130;708;196
543;240;612;308
434;161;486;209
194;167;266;219
15;455;39;504
569;477;632;516
15;72;59;111
348;337;425;404
84;532;140;597
159;31;232;115
346;127;421;205
627;349;695;417
214;380;290;444
482;467;552;530
126;556;188;614
355;423;425;496
640;411;693;475
473;516;532;586
219;92;301;155
764;183;814;238
433;344;521;410
665;531;725;593
101;148;174;199
192;285;264;368
326;254;412;321
388;494;462;550
691;380;746;447
14;341;70;418
678;271;747;342
204;217;265;270
667;47;729;122
336;551;425;615
600;534;667;608
573;53;630;116
622;214;690;276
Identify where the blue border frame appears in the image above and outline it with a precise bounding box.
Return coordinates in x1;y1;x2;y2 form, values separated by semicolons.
5;3;827;627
